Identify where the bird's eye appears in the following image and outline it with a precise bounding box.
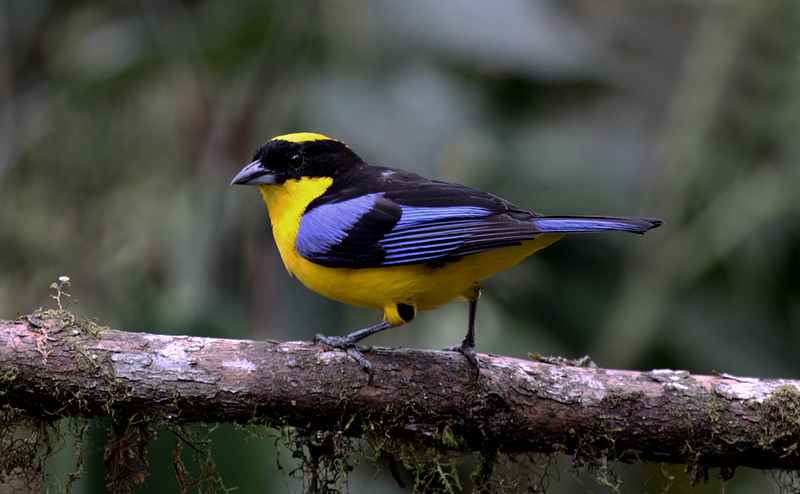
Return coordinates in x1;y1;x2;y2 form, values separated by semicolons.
289;154;303;168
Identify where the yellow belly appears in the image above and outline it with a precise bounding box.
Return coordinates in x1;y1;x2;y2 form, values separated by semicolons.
258;180;563;325
285;236;563;323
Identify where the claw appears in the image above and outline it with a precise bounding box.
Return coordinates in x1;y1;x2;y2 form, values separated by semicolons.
314;333;375;385
443;342;480;378
346;346;374;384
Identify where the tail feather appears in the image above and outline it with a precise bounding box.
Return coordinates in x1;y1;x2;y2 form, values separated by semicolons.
531;216;663;234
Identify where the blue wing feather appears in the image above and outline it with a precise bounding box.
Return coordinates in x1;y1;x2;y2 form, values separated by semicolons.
394;205;494;229
295;193;383;258
531;216;661;234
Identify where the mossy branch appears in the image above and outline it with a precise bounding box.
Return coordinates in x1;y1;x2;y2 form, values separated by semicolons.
2;310;800;476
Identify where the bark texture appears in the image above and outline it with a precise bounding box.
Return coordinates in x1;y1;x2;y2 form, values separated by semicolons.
2;310;800;472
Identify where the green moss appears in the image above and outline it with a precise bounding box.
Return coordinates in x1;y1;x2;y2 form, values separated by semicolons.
600;390;645;409
760;385;800;455
0;405;50;490
0;366;20;389
27;309;108;340
439;424;460;449
703;400;724;424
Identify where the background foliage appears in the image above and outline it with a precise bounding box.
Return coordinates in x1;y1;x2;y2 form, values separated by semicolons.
1;0;799;492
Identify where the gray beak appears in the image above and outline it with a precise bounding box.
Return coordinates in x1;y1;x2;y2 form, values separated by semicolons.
230;160;277;186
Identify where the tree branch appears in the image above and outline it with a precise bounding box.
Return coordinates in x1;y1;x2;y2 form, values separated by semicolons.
2;310;800;473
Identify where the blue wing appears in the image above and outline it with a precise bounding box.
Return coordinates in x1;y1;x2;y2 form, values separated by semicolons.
294;171;543;268
294;165;661;268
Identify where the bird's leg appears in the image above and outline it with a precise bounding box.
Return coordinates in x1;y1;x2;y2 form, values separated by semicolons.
443;285;481;377
314;320;393;384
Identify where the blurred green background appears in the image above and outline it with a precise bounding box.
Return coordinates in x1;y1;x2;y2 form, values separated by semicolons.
1;0;799;492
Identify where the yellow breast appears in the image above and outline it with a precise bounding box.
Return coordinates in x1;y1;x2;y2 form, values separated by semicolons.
258;177;333;274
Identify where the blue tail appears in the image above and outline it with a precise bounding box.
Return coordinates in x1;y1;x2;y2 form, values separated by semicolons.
531;216;663;234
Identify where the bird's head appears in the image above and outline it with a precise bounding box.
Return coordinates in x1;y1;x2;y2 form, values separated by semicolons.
230;133;360;187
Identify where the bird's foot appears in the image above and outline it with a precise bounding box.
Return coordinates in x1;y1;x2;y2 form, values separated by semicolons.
443;341;480;378
314;334;374;384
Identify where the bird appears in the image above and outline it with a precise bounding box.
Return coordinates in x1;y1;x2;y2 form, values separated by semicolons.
231;132;662;383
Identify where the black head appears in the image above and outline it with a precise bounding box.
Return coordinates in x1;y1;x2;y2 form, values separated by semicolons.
230;133;362;186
